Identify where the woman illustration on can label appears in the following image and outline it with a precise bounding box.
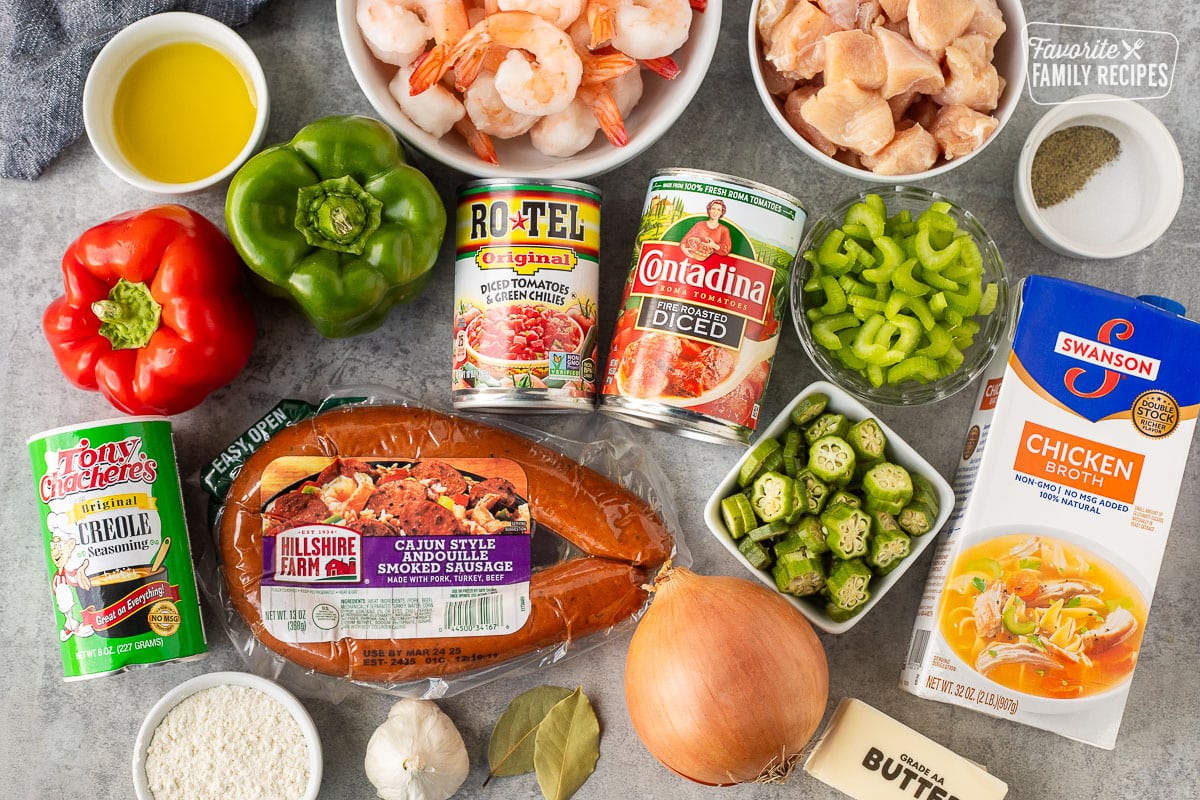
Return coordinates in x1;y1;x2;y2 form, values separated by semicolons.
680;199;733;261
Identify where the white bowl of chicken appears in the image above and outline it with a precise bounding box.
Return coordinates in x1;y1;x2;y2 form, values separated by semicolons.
749;0;1026;180
934;523;1150;715
337;0;721;178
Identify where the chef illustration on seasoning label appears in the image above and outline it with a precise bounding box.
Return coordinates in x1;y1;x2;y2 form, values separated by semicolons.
48;513;95;641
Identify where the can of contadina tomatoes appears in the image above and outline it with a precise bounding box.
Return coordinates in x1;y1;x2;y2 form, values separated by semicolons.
600;169;808;444
453;179;602;413
28;417;207;680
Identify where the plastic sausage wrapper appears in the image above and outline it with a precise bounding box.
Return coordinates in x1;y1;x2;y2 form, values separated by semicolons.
201;393;682;699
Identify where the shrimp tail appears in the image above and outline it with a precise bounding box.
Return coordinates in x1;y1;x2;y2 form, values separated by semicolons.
580;49;638;85
409;47;451;96
689;0;707;10
454;117;500;165
579;84;628;147
640;56;681;80
450;26;490;92
587;3;617;49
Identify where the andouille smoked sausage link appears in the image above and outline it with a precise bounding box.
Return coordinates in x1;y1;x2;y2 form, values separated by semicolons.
218;404;672;683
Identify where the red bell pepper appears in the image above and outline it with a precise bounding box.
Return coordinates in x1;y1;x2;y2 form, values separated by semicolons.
43;205;256;416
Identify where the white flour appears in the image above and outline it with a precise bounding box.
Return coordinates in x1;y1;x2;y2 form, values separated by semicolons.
145;684;311;800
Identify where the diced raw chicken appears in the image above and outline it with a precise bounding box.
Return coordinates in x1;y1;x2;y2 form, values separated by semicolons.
784;84;839;156
907;0;975;58
908;96;940;129
976;642;1063;675
766;1;843;80
835;148;865;170
824;30;885;90
1082;607;1138;654
879;0;909;22
887;88;918;121
855;0;884;30
874;25;944;98
965;0;1006;57
859;122;938;174
800;81;895;155
760;57;798;96
933;34;1003;111
757;0;798;50
818;0;859;29
930;103;998;159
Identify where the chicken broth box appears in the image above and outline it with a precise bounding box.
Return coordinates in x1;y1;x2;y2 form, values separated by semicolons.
900;276;1200;748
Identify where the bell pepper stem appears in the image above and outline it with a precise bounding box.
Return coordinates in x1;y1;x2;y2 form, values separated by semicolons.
295;175;383;255
91;277;162;350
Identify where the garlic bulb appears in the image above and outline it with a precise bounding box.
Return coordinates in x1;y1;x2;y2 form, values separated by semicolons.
364;698;470;800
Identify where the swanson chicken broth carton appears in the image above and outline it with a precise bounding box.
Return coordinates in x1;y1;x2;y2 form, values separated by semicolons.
901;276;1200;748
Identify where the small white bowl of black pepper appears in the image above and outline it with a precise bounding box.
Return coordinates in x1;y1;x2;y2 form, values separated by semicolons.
1014;94;1183;259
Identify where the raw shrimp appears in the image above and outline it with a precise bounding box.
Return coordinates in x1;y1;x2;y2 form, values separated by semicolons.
588;0;692;61
449;11;583;116
464;70;539;138
357;0;432;66
497;0;584;29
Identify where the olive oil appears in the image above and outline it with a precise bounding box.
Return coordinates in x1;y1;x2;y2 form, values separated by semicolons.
113;42;256;184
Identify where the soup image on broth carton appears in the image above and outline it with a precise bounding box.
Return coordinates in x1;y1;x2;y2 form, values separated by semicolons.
901;276;1200;749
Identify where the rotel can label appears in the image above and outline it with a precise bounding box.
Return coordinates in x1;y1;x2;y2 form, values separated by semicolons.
28;417;207;680
600;169;807;444
453;179;601;413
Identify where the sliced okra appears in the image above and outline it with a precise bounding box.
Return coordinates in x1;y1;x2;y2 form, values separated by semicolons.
747;519;791;543
782;427;807;477
825;558;873;610
862;462;914;514
790;514;830;556
738;536;775;571
825;601;866;624
773;532;813;560
719;493;757;540
910;472;940;511
846;418;887;464
796;469;830;515
738;437;783;488
870;510;903;537
827;490;862;510
789;392;829;427
867;528;912;575
898;499;937;536
750;471;796;523
772;551;827;596
808;434;856;486
804;412;850;445
821;504;871;560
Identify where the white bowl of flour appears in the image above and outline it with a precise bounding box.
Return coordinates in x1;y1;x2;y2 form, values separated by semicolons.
132;671;323;800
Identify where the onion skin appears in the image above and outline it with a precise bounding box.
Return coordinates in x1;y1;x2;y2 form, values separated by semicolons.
623;566;829;786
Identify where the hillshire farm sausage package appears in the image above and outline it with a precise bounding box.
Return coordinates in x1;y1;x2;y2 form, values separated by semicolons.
901;276;1200;748
201;393;681;699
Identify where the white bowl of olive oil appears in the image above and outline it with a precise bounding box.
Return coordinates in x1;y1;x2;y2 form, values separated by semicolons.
83;12;270;194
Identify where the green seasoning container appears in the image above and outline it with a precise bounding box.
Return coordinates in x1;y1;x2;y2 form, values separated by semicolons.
29;417;206;680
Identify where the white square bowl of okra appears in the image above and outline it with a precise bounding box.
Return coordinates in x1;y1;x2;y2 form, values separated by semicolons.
703;381;955;634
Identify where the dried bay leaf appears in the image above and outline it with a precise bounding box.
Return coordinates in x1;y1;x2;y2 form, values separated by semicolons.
487;685;574;782
534;687;600;800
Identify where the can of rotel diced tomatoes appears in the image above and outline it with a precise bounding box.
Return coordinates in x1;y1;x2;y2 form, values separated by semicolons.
28;417;207;680
600;169;808;444
453;179;602;413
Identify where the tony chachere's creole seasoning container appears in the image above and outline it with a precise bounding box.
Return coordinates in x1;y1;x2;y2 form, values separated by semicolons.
600;169;807;444
453;179;602;412
29;417;206;680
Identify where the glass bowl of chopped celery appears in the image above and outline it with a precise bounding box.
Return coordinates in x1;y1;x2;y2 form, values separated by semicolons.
791;186;1010;406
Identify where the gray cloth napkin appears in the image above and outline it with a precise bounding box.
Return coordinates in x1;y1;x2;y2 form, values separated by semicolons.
0;0;272;181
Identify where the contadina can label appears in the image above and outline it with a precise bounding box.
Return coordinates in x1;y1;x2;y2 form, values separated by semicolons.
453;179;601;413
28;417;207;680
600;169;807;444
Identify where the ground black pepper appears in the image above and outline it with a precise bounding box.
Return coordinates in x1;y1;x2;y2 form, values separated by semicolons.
1031;125;1122;208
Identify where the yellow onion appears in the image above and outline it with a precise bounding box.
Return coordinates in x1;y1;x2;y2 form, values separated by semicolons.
624;565;829;785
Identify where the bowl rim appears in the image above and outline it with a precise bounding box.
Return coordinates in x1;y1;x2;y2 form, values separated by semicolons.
131;670;323;800
1012;93;1184;259
791;186;1012;406
702;380;956;634
82;11;270;195
335;0;723;178
746;0;1028;182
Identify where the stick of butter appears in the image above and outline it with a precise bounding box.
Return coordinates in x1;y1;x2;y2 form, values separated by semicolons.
804;699;1008;800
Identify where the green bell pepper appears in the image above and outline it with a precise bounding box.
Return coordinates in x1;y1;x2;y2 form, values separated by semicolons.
226;115;446;338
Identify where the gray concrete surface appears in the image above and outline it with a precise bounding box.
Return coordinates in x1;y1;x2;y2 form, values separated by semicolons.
2;0;1198;797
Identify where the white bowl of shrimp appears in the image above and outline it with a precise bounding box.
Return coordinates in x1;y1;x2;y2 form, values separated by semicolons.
749;0;1026;181
337;0;721;178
